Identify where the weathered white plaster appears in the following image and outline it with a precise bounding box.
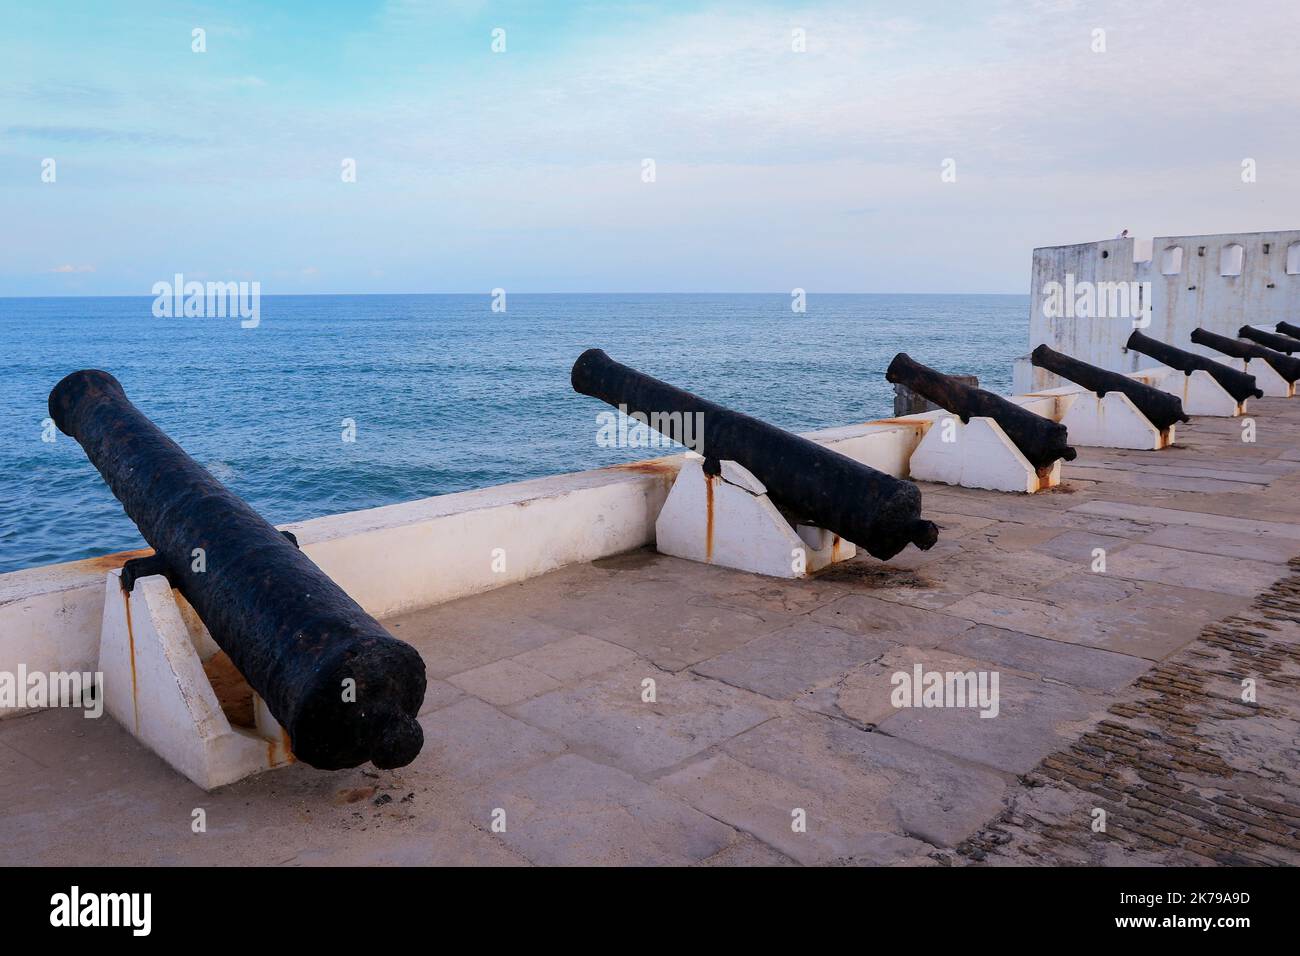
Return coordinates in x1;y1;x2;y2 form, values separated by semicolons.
98;570;292;790
1016;230;1300;393
1055;391;1169;450
1136;368;1245;417
908;415;1059;494
655;457;853;578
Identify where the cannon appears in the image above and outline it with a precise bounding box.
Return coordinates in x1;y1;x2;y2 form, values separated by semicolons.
1030;344;1188;431
49;370;426;771
1277;321;1300;340
571;349;938;560
885;353;1076;470
1238;325;1300;355
1125;330;1262;403
1190;327;1300;383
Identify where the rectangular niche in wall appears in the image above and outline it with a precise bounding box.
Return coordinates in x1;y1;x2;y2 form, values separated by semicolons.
1161;246;1184;275
1220;243;1244;277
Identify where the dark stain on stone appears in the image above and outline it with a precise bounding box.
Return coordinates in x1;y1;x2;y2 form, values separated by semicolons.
592;548;660;572
813;561;929;589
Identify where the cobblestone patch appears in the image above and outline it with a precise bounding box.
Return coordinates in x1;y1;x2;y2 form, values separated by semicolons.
946;558;1300;866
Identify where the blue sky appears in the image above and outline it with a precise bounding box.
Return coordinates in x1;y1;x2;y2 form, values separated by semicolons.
3;0;1298;295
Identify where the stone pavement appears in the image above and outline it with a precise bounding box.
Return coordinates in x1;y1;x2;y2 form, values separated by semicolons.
947;557;1300;866
2;398;1299;865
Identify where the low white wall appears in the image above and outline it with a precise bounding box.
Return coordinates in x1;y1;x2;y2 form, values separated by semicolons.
0;460;682;718
286;460;679;619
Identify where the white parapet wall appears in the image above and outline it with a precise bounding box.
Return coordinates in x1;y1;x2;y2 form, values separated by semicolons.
1016;230;1300;393
1026;386;1171;450
0;460;678;718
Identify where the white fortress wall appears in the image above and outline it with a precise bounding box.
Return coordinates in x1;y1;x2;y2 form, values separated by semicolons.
1015;230;1300;393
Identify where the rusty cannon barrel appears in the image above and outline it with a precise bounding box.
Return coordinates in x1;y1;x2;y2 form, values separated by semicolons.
1277;321;1300;340
1125;330;1262;403
571;348;938;560
885;353;1076;470
1030;344;1188;431
1238;325;1300;355
1190;327;1300;383
49;370;426;771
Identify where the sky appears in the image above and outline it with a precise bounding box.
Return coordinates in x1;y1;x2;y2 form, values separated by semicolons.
3;0;1299;295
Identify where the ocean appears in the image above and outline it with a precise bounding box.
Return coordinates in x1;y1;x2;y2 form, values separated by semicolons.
0;293;1027;573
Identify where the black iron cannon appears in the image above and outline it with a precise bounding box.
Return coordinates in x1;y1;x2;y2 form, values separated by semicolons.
1238;325;1300;355
1277;321;1300;340
1190;327;1300;383
1125;330;1262;403
1030;344;1188;431
49;370;426;771
571;349;938;560
885;353;1076;471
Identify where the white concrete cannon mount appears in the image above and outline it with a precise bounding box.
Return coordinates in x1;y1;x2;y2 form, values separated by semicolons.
98;569;293;791
1128;367;1247;417
907;414;1061;494
654;454;855;578
1023;386;1173;451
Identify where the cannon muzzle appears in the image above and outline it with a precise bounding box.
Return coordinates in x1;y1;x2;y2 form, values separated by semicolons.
1030;344;1188;431
49;370;426;771
1190;328;1300;383
885;353;1076;470
571;349;938;560
1276;321;1300;340
1238;325;1300;355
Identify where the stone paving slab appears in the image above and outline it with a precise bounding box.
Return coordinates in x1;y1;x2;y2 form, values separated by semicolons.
1068;500;1300;539
465;754;738;866
448;658;563;706
1034;571;1145;604
527;583;788;671
1031;530;1135;564
940;625;1152;693
418;697;566;790
870;648;1111;775
510;634;640;682
396;602;583;679
418;677;464;716
938;585;1248;660
1064;466;1270;494
1086;462;1285;483
1138;524;1300;564
511;664;778;775
1101;543;1288;597
691;622;896;700
662;714;1011;857
808;592;977;647
660;751;930;865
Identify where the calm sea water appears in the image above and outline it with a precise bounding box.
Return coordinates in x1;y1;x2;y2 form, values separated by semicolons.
0;293;1028;573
